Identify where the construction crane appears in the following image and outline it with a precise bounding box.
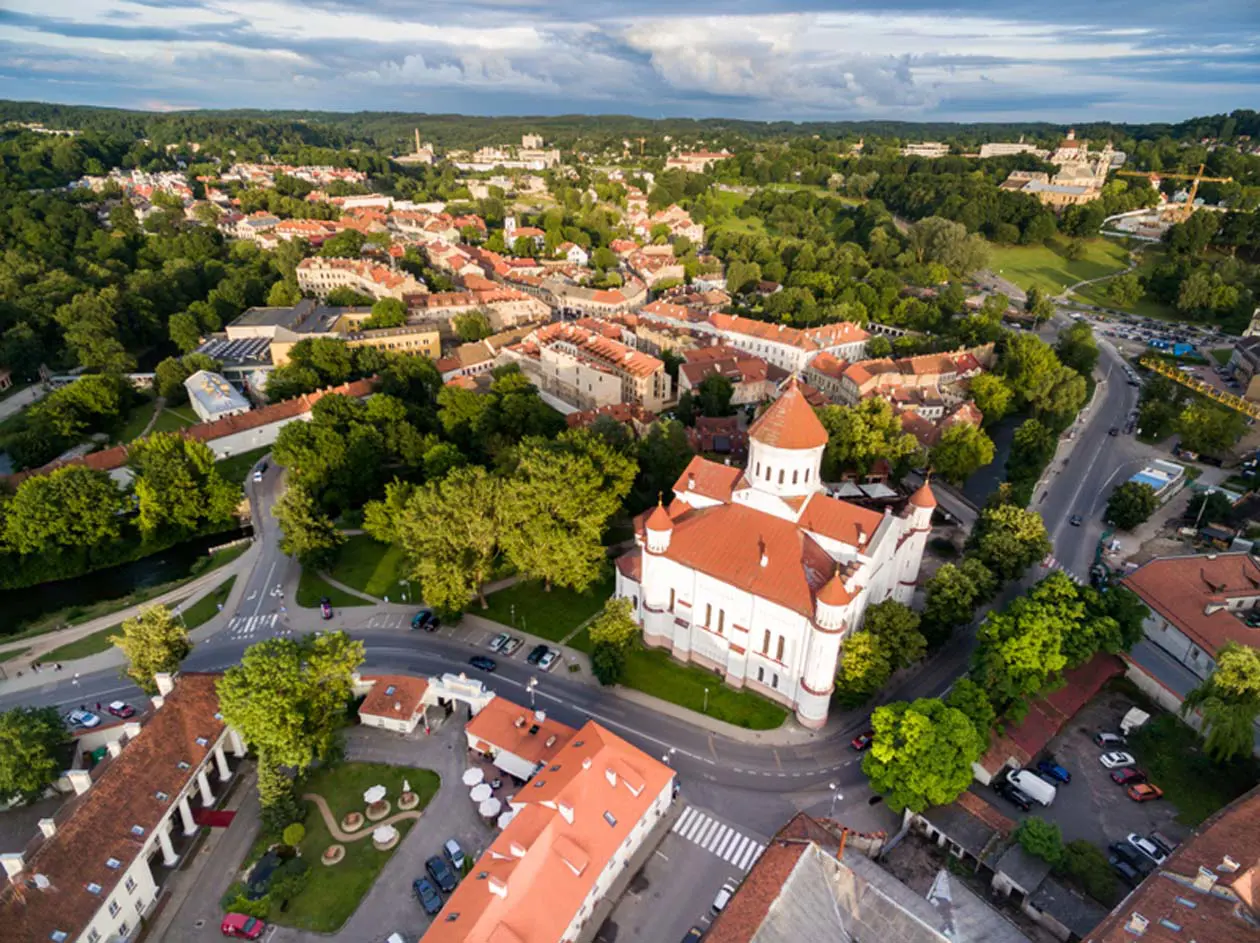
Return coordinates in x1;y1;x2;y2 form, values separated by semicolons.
1117;163;1233;222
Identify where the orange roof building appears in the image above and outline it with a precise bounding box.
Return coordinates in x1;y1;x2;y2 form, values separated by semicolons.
464;697;577;782
425;720;675;943
617;379;936;730
358;675;431;735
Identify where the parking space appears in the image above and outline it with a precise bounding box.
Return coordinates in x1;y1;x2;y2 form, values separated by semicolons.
595;804;768;943
980;690;1191;856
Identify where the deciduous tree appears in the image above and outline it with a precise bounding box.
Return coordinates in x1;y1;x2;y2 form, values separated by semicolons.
1056;321;1099;377
862;697;985;812
1177;401;1246;456
969;373;1013;425
1016;817;1065;864
834;631;892;706
864;599;927;671
929;423;995;485
587;597;639;685
0;707;69;803
363;297;407;330
129;432;239;536
453;309;493;342
945;679;996;749
273;484;344;569
2;465;126;555
1106;481;1159;531
921;558;996;645
817;398;920;478
1183;642;1260;762
968;504;1052;581
112;605;193;694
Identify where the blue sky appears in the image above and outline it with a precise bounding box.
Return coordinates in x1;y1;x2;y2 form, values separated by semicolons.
0;0;1256;122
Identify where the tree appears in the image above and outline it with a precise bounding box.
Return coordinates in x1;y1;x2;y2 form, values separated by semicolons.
969;374;1013;425
325;286;375;307
969;504;1052;581
632;419;693;511
1016;817;1065;864
835;631;892;706
1056;322;1099;378
129;433;239;536
1001;331;1060;409
930;423;995;485
453;310;493;342
1056;840;1117;902
922;558;996;645
817;398;920;478
1187;490;1235;527
282;822;306;848
2;466;126;555
906;217;989;275
268;857;311;906
696;373;735;418
864;599;926;671
587;597;639;685
862;697;985;813
319;229;367;259
363;297;407;330
1183;642;1260;762
112;605;193;694
1177;401;1246;456
944;679;996;748
1109;273;1143;306
169;311;203;354
0;707;68;803
1106;481;1159;531
273;484;344;569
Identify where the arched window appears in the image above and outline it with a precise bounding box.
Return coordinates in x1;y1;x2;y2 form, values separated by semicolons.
776;636;785;661
778;469;784;485
792;470;799;485
762;630;771;654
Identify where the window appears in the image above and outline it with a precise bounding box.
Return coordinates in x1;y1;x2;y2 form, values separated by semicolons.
764;465;771;481
776;636;785;661
772;673;779;689
195;736;208;747
805;469;810;482
108;901;121;918
105;858;121;870
51;933;68;943
117;925;129;939
717;610;725;635
757;666;765;682
762;630;771;654
176;761;190;771
124;876;136;894
135;900;144;915
384;685;396;696
603;811;618;827
705;603;712;627
87;931;100;943
792;470;798;485
756;462;761;477
778;469;784;485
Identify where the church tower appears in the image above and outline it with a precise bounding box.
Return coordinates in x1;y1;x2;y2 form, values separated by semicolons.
893;480;936;605
740;379;828;519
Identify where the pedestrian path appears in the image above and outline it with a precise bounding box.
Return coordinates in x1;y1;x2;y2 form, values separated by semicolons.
671;806;766;872
1041;554;1084;583
226;613;291;640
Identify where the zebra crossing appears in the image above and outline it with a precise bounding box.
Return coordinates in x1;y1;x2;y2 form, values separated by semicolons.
671;807;766;872
227;613;290;640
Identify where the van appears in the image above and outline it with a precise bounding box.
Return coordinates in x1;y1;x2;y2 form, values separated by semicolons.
1007;769;1057;806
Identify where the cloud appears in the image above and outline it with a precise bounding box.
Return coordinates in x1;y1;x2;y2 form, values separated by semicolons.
0;0;1255;120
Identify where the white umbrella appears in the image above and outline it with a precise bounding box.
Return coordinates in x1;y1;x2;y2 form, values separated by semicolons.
479;798;502;818
496;809;517;830
373;824;398;844
470;783;492;802
462;768;484;787
363;785;387;805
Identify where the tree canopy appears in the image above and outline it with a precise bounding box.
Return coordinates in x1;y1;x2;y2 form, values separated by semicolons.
862;697;986;813
0;707;69;803
112;605;193;694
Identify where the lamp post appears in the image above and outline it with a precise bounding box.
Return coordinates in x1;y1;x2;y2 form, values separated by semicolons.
829;783;842;817
527;678;538;708
1193;487;1216;531
703;687;709;714
510;604;516;627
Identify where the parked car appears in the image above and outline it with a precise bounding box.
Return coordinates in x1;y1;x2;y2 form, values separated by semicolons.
1093;732;1126;747
413;877;443;915
850;730;875;752
426;854;458;893
1128;783;1164;803
501;636;523;656
444;838;465;871
65;709;100;729
992;779;1032;812
712;880;738;914
1127;834;1168;865
221;914;266;939
1109;856;1142;887
1035;760;1071;784
1109;427;1119;436
538;650;559;672
1110;767;1146;785
488;632;509;652
526;644;549;666
106;701;135;719
1149;832;1178;858
682;929;704;942
1007;769;1056;806
320;597;333;620
469;655;497;672
1100;751;1136;769
252;468;264;483
1109;841;1154;875
411;609;439;631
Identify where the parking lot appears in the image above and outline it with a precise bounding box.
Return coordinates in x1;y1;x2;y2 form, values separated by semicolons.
359;611;572;674
979;690;1191;855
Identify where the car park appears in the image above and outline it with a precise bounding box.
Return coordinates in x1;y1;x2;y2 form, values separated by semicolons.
501;636;523;656
850;730;875;752
106;700;135;718
526;644;548;665
469;655;497;672
444;838;465;871
1110;767;1146;785
426;854;458;893
538;650;559;671
65;709;100;729
1127;783;1164;803
221;914;266;939
413;877;443;915
320;597;333;619
488;632;509;652
1093;731;1126;747
712;880;738;914
1128;834;1168;865
411;609;439;631
1100;751;1136;768
1035;760;1071;784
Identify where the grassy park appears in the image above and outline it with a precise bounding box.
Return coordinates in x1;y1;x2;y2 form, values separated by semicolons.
296;569;371;609
1130;714;1260;826
326;535;412;601
989;236;1130;295
479;575;615;642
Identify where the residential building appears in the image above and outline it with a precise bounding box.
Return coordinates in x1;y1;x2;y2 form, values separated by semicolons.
704;314;869;373
565;403;658;439
295;257;426;302
500;322;673;413
978;140;1050;159
1084;784;1260;943
687;415;747;456
1227;335;1260;401
626;250;685;287
409;287;549;330
678;346;784;405
427;716;675;943
435;324;543;381
901;142;951;158
356;675;431;735
0;673;247;943
665;150;733;172
272;219;338;245
559;242;590;267
464;697;576;782
615;381;934;728
0;368;12;392
224;299;439;367
183;370;251;423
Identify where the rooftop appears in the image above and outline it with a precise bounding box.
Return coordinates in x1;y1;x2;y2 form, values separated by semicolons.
748;379;829;450
359;675;429;722
184;370;251;417
1122;552;1260;658
464;697;576;768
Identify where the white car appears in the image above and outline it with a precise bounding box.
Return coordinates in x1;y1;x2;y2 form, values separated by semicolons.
538;650;559;672
1127;833;1168;865
501;636;523;656
712;881;738;914
65;709;101;729
1100;751;1136;769
488;632;509;652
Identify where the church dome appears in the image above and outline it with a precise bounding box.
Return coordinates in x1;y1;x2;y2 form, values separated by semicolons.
748;379;828;451
908;480;937;509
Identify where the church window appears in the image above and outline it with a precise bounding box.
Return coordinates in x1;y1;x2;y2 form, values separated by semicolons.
705;603;712;627
776;636;785;661
755;461;761;477
757;666;765;682
772;673;779;689
792;470;798;485
762;630;770;654
805;469;810;482
764;465;771;481
778;469;784;485
669;589;675;612
718;610;725;635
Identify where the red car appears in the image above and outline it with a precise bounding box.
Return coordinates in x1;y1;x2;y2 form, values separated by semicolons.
850;730;875;752
1110;767;1146;785
106;701;135;719
221;914;265;940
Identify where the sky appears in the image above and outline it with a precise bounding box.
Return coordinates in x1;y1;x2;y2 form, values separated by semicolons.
0;0;1256;123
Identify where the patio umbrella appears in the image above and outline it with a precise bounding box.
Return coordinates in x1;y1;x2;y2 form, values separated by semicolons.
363;785;387;804
479;798;502;818
470;783;493;802
497;809;517;830
462;768;485;787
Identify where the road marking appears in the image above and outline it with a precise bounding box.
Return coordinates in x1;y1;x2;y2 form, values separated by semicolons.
715;829;738;859
737;841;764;871
654;850;669;861
672;808;764;871
705;824;730;852
673;807;698;834
728;835;751;865
251;559;277;620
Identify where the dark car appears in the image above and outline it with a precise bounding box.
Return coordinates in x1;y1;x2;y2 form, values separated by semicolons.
426;855;458;893
526;644;549;666
411;609;439;631
1109;427;1119;436
469;655;497;672
1109;856;1141;887
850;730;875;752
1035;760;1071;784
319;596;333;620
993;779;1032;812
1110;767;1146;785
682;929;705;942
1070;514;1083;527
413;877;443;915
1109;842;1154;875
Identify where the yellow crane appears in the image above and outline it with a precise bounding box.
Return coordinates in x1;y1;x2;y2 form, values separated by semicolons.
1117;163;1233;222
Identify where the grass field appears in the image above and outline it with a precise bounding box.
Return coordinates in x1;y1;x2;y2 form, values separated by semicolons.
989;237;1130;295
114;395;159;444
479;575;614;642
296;569;371;609
215;446;271;486
1209;348;1233;366
42;622;124;662
150;408;196;435
327;535;411;600
1067;245;1181;320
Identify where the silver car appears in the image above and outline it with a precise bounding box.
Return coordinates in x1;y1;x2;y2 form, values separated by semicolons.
501;635;523;656
488;632;509;652
538;650;559;672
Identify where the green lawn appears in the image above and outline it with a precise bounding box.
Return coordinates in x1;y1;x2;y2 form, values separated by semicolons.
479;575;614;642
266;763;440;933
114;396;159;444
296;569;371;609
989;237;1130;296
42;622;125;662
215;446;271;486
150;408;195;435
327;535;411;600
1209;348;1233;366
1068;244;1180;320
1130;713;1260;826
180;576;235;629
0;647;30;663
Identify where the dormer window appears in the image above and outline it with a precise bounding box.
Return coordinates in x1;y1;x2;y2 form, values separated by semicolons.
604;811;617;827
105;858;121;870
195;737;208;747
50;932;68;942
86;883;102;895
155;791;169;802
214;712;223;720
130;825;144;837
177;761;190;771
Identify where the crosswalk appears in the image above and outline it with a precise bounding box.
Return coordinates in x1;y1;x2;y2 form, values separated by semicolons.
672;807;765;872
227;613;290;640
1041;555;1084;584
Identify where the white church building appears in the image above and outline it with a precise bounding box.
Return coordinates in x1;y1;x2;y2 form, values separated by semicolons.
614;380;936;729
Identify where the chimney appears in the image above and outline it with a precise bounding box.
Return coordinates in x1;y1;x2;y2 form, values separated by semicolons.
1220;855;1240;873
106;740;123;758
37;819;56;839
1124;913;1148;936
123;721;142;740
154;672;176;696
150;695;164;710
688;472;695;490
1193;866;1218;891
0;854;24;882
534;710;546;723
66;770;92;796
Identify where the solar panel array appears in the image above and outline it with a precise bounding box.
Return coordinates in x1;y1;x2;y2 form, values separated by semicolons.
197;336;272;364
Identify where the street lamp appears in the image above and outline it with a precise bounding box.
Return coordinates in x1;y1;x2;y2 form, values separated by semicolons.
829;783;842;816
1193;488;1216;531
703;687;709;713
662;747;676;765
527;678;538;708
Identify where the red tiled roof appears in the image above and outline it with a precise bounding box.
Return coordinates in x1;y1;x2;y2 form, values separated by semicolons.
748;380;828;450
797;492;884;548
1122;553;1260;658
359;675;428;721
674;456;746;504
909;481;937;509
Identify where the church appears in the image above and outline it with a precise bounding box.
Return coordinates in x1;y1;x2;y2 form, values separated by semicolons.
614;380;936;729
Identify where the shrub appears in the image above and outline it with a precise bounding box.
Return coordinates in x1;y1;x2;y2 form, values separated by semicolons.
1056;840;1118;904
226;894;271;920
282;822;306;847
1015;816;1064;865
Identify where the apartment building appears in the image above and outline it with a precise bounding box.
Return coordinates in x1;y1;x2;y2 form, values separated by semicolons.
665;150;733;172
295;257;426;301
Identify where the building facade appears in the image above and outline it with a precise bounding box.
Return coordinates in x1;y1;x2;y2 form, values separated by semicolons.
614;381;934;729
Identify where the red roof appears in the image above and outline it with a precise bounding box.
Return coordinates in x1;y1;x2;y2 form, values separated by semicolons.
1122;553;1260;658
674;456;746;504
909;481;937;508
748;380;828;450
816;570;853;606
797;493;884;547
645;502;673;532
